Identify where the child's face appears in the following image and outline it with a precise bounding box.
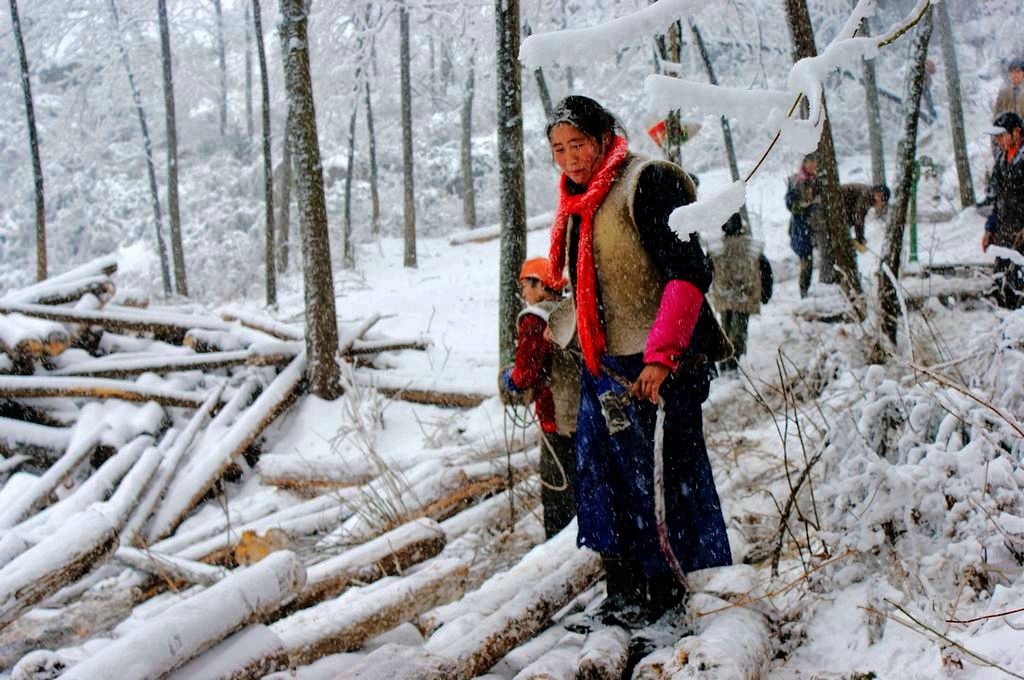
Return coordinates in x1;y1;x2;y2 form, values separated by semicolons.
519;278;547;305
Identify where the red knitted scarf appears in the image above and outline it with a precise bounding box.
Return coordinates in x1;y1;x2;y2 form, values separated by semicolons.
548;135;629;375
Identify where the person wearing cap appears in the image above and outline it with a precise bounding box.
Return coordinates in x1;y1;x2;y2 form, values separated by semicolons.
839;182;890;250
982;111;1024;308
994;58;1024;120
499;257;580;538
785;154;823;298
708;213;773;373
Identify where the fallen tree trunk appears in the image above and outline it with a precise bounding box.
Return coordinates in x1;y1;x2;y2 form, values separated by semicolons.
347;337;430;356
0;509;119;633
0;314;70;361
0;302;231;342
256;453;374;494
165;624;290;680
146;354;306;540
60;551;306;680
270;557;468;668
0;375;214;409
366;381;490;408
113;546;229;587
220;307;303;341
576;626;631;680
50;348;295;378
0;416;70;464
289;517;446;612
1;254;118;305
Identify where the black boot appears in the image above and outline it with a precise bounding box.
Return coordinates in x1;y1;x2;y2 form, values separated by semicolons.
644;570;687;622
597;557;648;628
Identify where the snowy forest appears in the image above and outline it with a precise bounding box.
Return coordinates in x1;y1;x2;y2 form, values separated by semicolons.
1;0;1024;677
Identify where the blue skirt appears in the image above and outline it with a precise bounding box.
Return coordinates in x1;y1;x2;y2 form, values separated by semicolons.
574;354;732;577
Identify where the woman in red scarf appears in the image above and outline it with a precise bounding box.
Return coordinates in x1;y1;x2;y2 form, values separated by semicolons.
545;96;731;627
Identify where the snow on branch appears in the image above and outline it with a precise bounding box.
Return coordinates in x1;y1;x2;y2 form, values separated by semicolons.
519;0;703;69
645;76;791;124
669;180;747;241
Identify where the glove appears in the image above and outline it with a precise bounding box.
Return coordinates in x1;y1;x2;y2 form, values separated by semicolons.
498;366;531;406
855;240;867;254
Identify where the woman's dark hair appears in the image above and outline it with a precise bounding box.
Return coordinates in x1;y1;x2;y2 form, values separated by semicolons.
545;95;626;142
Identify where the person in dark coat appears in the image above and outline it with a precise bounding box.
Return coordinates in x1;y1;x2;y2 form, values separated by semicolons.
982;111;1024;308
543;95;732;627
785;154;822;298
709;213;773;372
840;183;890;250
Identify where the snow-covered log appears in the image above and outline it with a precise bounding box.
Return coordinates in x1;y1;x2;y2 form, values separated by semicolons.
339;314;382;353
49;348;294;378
1;254;117;305
0;417;70;463
184;329;250;353
0;375;213;408
347;337;430;356
220;306;303;341
634;592;772;680
363;379;490;408
576;626;630;679
0;510;118;632
147;354;306;540
270;557;468;667
0;314;70;360
0;421;101;529
60;551;306;680
0;302;231;341
290;517;446;611
165;624;289;680
256;454;373;494
113;546;229;586
425;546;602;678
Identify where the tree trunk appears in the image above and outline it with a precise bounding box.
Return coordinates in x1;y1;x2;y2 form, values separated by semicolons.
276;38;293;273
495;0;527;364
252;0;275;307
342;103;357;269
461;52;477;229
399;2;417;267
688;18;751;233
9;0;46;281
665;21;683;166
279;0;341;400
157;0;189;296
213;0;227;138
244;2;254;141
365;78;381;236
936;0;975;208
522;22;553;119
877;8;933;347
109;0;171;295
560;0;573;92
784;0;862;311
861;15;886;187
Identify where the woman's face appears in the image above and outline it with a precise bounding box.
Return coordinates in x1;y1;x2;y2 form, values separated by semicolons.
549;123;604;186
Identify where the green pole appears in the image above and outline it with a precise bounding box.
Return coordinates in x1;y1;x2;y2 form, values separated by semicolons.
908;160;920;263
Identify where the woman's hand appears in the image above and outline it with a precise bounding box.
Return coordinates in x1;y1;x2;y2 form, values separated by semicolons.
631;364;671;404
982;231;992;252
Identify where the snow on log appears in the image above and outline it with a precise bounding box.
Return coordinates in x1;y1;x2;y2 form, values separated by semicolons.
147;354;306;540
0;419;102;530
108;287;150;308
165;624;289;680
0;417;70;464
339;314;382;353
256;454;374;494
60;551;306;680
339;643;459;679
438;478;539;543
634;591;772;680
346;337;430;356
113;546;229;587
512;636;585;680
576;626;630;680
270;557;468;667
360;376;490;408
0;314;70;360
103;442;164;530
124;387;223;544
0;302;231;341
220;306;304;341
1;253;118;304
185;329;250;353
289;517;446;612
0;588;134;669
426;546;602;678
0;375;213;408
449;212;554;246
0;509;118;632
49;348;293;378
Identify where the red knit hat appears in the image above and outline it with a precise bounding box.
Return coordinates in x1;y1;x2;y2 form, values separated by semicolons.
519;257;567;292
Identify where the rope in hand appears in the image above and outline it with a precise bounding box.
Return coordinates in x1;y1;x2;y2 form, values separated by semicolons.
502;402;570;492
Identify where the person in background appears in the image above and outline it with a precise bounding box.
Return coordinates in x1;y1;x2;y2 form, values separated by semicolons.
982;111;1024;309
500;257;579;538
994;58;1024;119
709;213;773;373
840;182;890;251
785;153;822;298
543;95;732;627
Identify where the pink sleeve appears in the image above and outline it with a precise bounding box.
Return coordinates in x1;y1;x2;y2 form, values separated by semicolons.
643;280;704;369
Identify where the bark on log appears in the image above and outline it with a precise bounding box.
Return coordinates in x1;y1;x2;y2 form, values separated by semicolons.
147;355;305;540
165;624;290;680
0;510;119;633
113;546;229;587
367;383;489;408
289;517;446;612
0;303;229;342
270;558;468;667
60;551;306;680
0;314;70;361
0;375;213;409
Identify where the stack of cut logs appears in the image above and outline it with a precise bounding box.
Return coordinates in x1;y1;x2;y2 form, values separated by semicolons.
0;256;771;679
